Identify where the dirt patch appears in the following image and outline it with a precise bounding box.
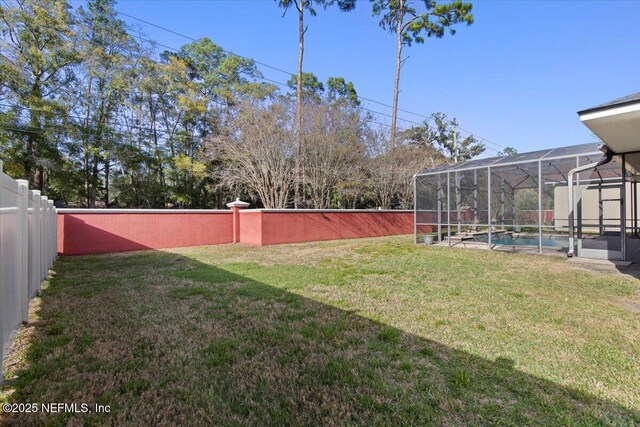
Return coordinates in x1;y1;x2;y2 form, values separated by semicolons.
616;298;640;313
1;294;43;396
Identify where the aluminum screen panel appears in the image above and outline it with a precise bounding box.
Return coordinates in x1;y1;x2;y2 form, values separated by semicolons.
417;143;604;176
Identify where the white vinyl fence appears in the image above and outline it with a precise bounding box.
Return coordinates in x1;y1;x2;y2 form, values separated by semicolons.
0;160;57;382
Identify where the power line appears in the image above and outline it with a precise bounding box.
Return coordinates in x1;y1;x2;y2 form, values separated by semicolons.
0;3;505;152
119;11;294;77
91;25;405;130
0;19;501;156
117;10;507;151
126;33;504;151
0;103;178;137
125;30;421;130
0;16;464;140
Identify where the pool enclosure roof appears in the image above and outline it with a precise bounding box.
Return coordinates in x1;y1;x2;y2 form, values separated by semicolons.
416;142;605;176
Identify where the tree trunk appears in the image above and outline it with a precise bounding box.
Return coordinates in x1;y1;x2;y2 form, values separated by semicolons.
84;152;90;207
150;99;166;207
216;188;224;209
131;174;140;208
89;153;99;208
26;132;34;185
104;157;110;208
83;78;93;207
34;168;44;192
27;83;42;189
390;2;404;151
294;1;306;209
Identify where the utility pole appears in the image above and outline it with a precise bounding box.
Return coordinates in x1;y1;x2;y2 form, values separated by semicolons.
294;0;306;209
453;127;459;163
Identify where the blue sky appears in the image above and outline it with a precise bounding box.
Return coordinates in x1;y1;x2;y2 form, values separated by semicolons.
82;0;640;156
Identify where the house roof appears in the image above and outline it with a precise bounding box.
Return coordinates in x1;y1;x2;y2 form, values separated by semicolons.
578;92;640;154
578;92;640;115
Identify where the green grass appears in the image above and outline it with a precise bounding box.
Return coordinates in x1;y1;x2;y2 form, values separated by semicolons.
2;236;639;425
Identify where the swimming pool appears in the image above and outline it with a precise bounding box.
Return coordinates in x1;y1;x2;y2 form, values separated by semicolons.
471;233;568;247
492;236;568;247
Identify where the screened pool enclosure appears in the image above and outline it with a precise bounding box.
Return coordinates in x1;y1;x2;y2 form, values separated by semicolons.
414;142;640;261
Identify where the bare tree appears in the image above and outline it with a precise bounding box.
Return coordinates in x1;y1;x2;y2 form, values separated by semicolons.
394;144;443;208
276;0;356;208
367;129;444;209
206;100;295;208
366;129;396;209
302;101;367;208
369;157;396;209
334;167;369;208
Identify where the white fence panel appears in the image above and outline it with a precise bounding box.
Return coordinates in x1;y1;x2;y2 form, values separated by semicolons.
0;170;22;360
28;190;41;297
0;161;57;383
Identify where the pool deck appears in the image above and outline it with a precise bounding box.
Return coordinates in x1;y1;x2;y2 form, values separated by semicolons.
432;233;640;264
433;239;567;257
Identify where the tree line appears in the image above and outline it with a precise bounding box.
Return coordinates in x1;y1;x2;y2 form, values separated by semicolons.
0;0;489;209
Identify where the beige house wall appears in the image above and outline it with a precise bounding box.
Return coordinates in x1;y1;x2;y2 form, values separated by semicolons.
554;183;638;232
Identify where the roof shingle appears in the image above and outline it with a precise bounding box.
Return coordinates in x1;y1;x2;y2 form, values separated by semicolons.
578;92;640;115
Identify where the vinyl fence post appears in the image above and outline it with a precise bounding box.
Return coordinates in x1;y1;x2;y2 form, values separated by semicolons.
53;205;58;259
32;191;42;283
29;190;40;296
41;196;48;280
43;199;47;268
16;180;29;323
48;200;54;267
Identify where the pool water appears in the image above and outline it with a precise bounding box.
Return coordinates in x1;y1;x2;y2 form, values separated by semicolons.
471;232;568;247
492;236;568;247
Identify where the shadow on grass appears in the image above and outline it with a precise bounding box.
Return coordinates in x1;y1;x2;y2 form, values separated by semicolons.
2;247;639;425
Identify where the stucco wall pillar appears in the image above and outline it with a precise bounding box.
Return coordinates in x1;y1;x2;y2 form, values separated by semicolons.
226;198;250;243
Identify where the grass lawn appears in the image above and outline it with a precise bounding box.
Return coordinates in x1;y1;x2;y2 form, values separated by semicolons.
1;236;639;425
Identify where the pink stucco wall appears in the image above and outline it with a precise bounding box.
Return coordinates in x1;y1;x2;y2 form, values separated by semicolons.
57;209;421;254
57;210;233;255
240;210;416;245
238;210;263;246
